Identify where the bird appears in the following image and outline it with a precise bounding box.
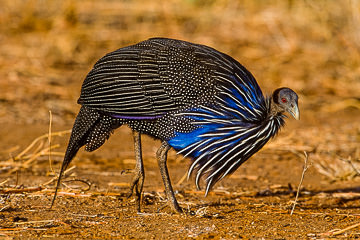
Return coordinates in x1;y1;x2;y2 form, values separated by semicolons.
51;37;299;213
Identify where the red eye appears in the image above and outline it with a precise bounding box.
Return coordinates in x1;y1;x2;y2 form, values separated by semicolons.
281;98;287;103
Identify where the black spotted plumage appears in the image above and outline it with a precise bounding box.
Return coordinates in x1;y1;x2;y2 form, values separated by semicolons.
52;38;299;213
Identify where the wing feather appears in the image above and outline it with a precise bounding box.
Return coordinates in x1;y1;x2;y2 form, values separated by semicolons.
79;38;265;120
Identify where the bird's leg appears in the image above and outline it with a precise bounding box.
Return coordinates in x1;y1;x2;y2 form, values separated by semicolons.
128;130;144;212
157;141;183;213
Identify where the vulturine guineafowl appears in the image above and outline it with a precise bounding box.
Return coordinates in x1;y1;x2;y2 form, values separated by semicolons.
51;38;299;213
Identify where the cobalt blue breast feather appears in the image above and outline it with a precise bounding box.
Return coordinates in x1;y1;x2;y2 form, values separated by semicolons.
167;65;283;194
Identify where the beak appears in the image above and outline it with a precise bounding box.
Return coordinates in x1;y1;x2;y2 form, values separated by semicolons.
289;104;300;120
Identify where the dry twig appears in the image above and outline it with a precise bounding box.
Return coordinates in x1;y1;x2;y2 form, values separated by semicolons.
313;156;360;181
0;186;43;194
1;130;71;173
321;222;360;236
14;219;55;225
41;165;76;186
0;179;9;186
290;151;310;215
6;130;70;162
48;110;54;173
339;157;360;175
176;171;188;186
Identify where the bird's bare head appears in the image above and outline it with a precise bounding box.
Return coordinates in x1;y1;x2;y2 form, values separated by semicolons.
272;87;299;120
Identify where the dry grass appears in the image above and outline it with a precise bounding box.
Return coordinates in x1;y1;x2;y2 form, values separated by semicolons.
1;0;359;98
0;130;70;174
0;0;359;190
290;151;310;215
0;3;360;238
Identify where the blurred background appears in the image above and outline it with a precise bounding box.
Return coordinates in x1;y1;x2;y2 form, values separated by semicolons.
1;1;360;237
0;0;359;181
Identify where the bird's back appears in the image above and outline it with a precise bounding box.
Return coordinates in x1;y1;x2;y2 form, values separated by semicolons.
78;38;265;120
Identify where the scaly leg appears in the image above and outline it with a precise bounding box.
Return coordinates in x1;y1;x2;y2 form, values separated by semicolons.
157;141;182;213
128;130;144;212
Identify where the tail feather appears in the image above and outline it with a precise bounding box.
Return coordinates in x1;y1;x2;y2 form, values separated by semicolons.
85;114;121;152
50;106;101;208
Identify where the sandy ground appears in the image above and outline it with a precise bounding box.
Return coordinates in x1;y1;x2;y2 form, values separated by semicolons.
1;1;360;239
2;110;360;239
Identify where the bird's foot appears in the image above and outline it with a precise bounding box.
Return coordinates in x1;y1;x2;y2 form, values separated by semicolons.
127;172;144;212
156;198;183;214
170;200;183;213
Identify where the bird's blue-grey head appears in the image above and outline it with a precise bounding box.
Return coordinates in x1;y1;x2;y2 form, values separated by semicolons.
272;87;299;120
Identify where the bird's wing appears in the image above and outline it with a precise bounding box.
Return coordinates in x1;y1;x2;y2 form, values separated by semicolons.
79;45;174;118
79;38;266;120
78;38;220;118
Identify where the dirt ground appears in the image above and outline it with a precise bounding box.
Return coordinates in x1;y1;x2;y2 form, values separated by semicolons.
1;1;360;239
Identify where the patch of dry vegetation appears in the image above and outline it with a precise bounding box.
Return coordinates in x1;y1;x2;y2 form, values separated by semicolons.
0;0;359;193
0;1;360;237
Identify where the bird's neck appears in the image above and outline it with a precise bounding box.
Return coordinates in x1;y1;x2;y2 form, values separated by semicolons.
268;97;284;118
266;97;286;130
